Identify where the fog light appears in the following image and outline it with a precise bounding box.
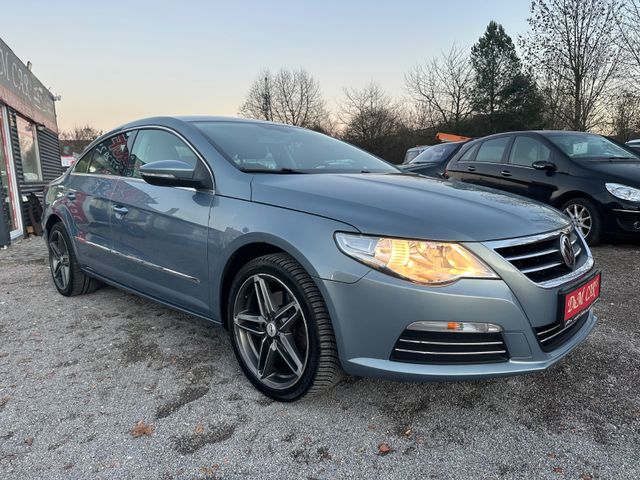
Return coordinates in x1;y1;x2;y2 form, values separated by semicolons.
407;321;502;333
634;221;640;230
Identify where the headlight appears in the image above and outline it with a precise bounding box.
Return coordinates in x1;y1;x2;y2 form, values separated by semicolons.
606;183;640;202
335;233;498;286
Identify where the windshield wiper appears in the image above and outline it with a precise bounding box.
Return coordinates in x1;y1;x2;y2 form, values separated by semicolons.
241;167;308;174
605;156;635;160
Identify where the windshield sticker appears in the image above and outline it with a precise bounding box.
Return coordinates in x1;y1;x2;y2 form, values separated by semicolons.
573;142;588;155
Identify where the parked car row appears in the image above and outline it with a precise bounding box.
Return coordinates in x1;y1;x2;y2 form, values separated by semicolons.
404;131;640;245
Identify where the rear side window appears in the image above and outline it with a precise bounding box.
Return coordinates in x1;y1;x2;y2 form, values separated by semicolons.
72;150;93;173
458;143;479;162
129;130;198;178
509;136;551;167
475;137;510;163
87;133;133;176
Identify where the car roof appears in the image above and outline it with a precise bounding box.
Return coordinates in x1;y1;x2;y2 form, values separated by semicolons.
82;116;297;158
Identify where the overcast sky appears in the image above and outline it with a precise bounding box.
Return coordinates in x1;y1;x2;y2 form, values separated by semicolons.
3;0;531;132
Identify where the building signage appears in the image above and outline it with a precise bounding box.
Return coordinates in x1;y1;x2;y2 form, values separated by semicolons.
0;37;57;133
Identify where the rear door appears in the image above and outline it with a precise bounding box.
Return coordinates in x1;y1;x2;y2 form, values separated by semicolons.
65;133;132;278
108;128;213;315
499;135;560;202
453;136;513;189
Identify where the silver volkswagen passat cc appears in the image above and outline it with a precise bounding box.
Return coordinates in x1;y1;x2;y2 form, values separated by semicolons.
43;117;601;401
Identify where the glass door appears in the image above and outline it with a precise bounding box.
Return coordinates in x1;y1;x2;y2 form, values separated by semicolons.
0;106;22;237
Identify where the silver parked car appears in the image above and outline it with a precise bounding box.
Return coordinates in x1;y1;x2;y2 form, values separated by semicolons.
43;117;600;401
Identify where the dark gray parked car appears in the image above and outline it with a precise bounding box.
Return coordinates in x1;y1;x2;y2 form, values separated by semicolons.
43;117;600;401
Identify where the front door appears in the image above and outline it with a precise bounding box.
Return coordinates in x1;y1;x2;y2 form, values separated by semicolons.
498;135;559;203
108;128;213;316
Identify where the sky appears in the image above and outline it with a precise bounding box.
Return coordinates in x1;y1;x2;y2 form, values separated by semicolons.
2;0;531;132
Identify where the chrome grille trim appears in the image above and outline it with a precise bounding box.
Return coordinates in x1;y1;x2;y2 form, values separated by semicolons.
520;261;564;274
503;247;559;262
394;348;507;356
398;339;504;346
485;227;594;289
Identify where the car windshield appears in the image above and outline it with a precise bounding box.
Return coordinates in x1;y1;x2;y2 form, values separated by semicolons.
546;133;639;160
410;143;459;164
193;121;398;173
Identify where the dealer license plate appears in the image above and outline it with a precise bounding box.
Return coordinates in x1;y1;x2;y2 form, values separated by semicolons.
563;273;601;324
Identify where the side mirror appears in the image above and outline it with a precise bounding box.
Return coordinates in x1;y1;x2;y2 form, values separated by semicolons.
140;160;210;189
532;160;557;171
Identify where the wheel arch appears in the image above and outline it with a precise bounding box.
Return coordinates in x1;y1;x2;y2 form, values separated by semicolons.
217;235;323;330
44;213;63;238
553;191;600;211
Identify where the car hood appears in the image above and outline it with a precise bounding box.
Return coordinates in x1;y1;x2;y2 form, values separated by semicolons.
250;173;569;242
576;159;640;185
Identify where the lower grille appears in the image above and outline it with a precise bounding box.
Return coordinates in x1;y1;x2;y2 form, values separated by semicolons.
534;311;589;351
390;329;509;364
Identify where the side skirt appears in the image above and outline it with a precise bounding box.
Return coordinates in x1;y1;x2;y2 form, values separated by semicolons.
82;267;222;327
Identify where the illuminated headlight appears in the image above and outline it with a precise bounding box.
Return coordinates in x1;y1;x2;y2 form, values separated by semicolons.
335;233;498;286
606;183;640;202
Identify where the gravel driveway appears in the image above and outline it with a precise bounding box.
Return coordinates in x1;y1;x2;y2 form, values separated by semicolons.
0;237;639;479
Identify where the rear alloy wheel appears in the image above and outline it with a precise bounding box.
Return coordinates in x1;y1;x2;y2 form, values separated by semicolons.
47;223;101;296
228;253;341;401
561;198;602;245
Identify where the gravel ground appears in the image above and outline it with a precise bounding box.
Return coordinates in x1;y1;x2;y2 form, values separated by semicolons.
0;237;639;479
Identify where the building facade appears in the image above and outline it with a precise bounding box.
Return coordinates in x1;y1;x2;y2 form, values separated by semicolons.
0;37;62;242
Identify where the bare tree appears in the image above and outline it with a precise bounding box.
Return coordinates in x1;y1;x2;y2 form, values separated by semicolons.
339;82;403;146
239;68;327;128
609;89;640;141
238;69;274;121
404;45;474;131
338;82;409;161
522;0;622;131
616;0;640;86
60;125;103;142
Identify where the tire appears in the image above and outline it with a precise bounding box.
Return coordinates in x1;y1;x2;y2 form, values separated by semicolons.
560;198;602;246
227;253;342;401
47;223;101;296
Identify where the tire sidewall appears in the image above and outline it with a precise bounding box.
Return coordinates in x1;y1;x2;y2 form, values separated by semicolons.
227;258;321;401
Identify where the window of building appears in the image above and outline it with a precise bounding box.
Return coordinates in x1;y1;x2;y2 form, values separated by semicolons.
16;116;42;182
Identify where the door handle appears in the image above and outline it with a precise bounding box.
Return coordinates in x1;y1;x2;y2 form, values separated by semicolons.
466;165;476;172
66;192;76;201
112;205;129;216
501;170;512;177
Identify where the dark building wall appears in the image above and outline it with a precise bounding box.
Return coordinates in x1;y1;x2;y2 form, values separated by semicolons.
8;108;63;232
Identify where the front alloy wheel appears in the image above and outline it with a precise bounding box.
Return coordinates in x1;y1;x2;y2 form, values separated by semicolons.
228;253;341;401
233;273;309;390
561;197;602;245
564;203;592;238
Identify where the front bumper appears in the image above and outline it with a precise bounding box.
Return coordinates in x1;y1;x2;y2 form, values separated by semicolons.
319;239;598;382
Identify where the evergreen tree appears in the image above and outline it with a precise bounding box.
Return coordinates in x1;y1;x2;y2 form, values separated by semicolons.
470;21;544;134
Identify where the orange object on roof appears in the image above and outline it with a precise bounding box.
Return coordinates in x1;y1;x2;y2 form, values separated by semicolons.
436;132;472;143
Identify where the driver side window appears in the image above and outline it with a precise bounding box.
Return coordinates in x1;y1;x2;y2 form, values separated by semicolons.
509;136;551;167
129;130;198;178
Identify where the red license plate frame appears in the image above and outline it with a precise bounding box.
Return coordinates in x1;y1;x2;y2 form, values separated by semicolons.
561;272;601;325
